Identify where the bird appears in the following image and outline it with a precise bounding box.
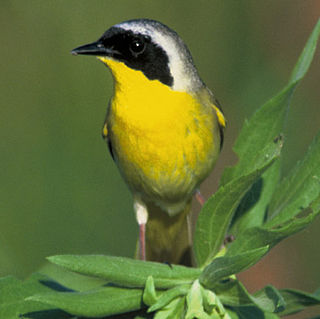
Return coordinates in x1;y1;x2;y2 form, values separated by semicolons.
71;19;225;265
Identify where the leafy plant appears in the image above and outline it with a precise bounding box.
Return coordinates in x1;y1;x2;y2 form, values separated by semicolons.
1;19;320;319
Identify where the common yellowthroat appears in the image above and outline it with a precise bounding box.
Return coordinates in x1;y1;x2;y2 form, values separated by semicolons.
72;19;225;265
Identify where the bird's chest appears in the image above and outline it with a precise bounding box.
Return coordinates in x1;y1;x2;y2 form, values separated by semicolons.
107;83;216;193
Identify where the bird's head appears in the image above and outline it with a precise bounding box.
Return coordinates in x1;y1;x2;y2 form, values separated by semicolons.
71;19;203;92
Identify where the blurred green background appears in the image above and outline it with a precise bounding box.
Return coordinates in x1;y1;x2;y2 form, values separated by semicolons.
1;1;319;317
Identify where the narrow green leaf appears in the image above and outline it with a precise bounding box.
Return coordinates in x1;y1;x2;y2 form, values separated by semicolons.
143;276;158;307
28;286;143;318
277;288;320;316
0;274;71;319
48;255;201;289
201;288;227;317
38;261;108;292
289;19;320;84
194;139;281;267
267;131;320;227
226;197;320;256
148;284;189;312
252;285;286;313
199;247;268;289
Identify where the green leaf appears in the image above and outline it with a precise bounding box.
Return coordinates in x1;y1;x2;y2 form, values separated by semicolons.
252;285;286;313
148;285;189;312
221;19;320;186
154;297;185;319
38;261;108;292
225;309;240;319
229;306;280;319
288;19;320;83
28;286;143;318
0;273;71;319
200;247;268;288
220;98;286;186
267;131;320;227
185;280;210;319
213;279;253;306
229;161;281;236
194;139;281;267
48;255;201;289
107;309;153;319
213;280;285;314
143;276;158;307
201;288;227;317
277;288;320;316
226;195;320;256
221;19;320;235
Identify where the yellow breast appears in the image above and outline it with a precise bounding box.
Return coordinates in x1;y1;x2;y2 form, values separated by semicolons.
101;58;220;209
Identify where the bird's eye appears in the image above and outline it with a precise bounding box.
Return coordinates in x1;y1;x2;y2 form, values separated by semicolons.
129;38;146;55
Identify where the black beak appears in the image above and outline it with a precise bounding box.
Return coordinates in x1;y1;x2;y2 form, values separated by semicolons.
71;40;115;56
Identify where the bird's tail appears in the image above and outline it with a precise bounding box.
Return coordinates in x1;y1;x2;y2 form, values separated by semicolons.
144;200;193;266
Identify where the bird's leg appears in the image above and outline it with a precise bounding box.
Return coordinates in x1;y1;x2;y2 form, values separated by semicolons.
139;223;146;260
195;189;205;206
134;198;148;261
